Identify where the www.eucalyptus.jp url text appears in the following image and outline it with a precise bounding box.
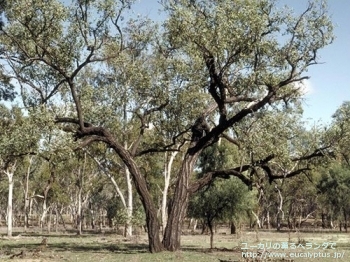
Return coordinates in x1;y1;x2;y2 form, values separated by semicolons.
242;251;345;259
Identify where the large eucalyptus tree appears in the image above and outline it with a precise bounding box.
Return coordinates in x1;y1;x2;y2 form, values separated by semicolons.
0;0;333;252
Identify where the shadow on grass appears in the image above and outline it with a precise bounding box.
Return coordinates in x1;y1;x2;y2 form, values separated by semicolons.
0;240;149;255
181;245;237;254
1;229;125;239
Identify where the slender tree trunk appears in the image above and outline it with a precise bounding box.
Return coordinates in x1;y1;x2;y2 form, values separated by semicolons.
40;198;47;229
76;162;83;234
7;171;14;237
48;206;52;234
251;211;261;228
41;169;55;230
89;155;127;209
77;185;82;235
275;186;284;231
344;209;348;233
90;208;95;229
321;212;326;229
24;156;33;232
58;207;67;230
55;205;58;232
125;164;133;237
4;162;16;237
29;191;34;217
207;217;214;249
88;154;127;232
123;101;133;237
230;221;236;234
163;153;198;251
99;208;103;231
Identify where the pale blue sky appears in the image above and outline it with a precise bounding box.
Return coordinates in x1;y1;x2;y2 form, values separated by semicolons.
282;0;350;126
132;0;350;126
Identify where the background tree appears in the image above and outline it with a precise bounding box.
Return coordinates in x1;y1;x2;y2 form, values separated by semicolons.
189;178;252;249
0;104;41;236
317;164;350;231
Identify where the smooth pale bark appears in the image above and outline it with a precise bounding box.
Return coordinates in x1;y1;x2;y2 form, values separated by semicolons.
24;156;33;231
161;151;178;233
275;186;284;231
251;211;261;228
89;155;127;208
77;154;86;235
6;171;14;237
125;166;133;236
77;183;82;234
40;198;47;229
4;162;17;237
40;172;55;230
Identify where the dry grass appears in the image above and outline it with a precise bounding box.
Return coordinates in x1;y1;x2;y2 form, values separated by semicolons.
0;227;349;261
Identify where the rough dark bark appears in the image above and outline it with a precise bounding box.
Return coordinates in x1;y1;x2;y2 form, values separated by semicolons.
207;217;214;249
230;221;236;234
108;139;164;253
162;153;198;251
56;118;164;252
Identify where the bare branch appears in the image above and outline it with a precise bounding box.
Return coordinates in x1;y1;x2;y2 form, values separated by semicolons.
221;133;240;148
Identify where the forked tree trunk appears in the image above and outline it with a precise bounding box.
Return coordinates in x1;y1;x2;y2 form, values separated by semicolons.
163;153;198;251
41;169;55;230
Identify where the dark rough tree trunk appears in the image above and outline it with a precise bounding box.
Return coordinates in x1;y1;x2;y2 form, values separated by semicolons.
230;221;236;234
207;217;214;249
110;143;164;253
162;153;199;251
321;212;326;229
201;221;208;234
66;123;165;253
343;209;348;233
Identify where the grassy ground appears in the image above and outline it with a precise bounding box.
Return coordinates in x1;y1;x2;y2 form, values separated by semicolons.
0;228;349;261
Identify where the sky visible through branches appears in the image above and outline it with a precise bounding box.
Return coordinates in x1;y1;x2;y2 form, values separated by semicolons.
132;0;350;126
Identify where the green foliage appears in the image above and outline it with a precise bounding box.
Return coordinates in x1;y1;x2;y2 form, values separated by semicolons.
188;177;253;224
164;0;333;106
190;143;253;224
329;101;350;165
0;104;40;160
198;143;228;173
317;164;350;220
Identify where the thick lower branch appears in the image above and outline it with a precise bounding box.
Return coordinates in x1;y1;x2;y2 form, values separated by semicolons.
189;169;251;194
